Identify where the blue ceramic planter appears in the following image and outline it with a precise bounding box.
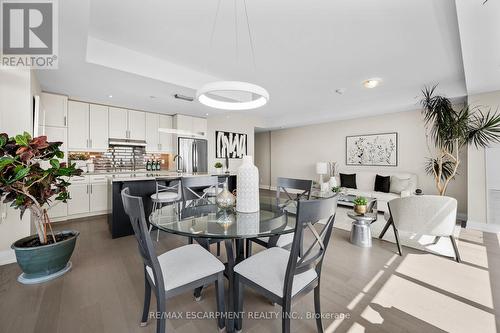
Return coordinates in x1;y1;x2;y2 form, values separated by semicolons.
11;230;79;283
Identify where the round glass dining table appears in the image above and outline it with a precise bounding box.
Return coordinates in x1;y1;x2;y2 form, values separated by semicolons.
149;195;296;332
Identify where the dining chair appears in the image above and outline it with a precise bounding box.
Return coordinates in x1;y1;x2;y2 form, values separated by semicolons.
121;188;226;333
181;176;222;255
148;179;182;241
246;177;313;257
234;195;338;333
379;195;460;262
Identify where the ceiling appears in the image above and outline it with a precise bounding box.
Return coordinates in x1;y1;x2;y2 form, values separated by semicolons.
35;0;495;129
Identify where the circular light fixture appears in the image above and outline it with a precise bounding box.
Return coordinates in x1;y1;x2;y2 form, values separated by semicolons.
363;78;382;89
196;81;269;110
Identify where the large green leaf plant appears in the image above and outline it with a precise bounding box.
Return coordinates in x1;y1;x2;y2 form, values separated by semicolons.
0;132;82;244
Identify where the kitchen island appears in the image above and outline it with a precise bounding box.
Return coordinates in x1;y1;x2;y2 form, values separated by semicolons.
108;173;236;238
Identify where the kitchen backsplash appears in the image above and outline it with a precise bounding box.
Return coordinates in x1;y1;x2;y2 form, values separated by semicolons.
69;149;172;172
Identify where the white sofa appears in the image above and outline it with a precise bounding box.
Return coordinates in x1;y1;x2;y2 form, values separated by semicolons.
335;170;417;212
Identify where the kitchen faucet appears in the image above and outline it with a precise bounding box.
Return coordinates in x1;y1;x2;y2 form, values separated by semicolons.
173;154;184;173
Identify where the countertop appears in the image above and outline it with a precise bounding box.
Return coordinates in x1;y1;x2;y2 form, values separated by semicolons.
108;172;236;182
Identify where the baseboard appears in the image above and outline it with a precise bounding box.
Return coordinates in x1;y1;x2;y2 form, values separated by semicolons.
0;249;16;266
466;220;500;233
259;184;271;190
50;210;110;223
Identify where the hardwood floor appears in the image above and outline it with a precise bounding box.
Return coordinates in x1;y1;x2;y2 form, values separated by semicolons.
1;213;500;333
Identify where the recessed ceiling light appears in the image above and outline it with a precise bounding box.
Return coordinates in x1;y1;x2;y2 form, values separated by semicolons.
108;94;113;98
205;113;209;116
335;88;346;95
362;78;382;89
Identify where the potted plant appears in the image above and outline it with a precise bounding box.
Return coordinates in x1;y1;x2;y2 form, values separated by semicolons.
214;162;223;174
353;196;368;215
421;86;500;195
331;186;341;193
0;132;82;284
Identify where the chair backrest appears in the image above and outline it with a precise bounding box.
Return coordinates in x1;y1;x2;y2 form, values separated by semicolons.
121;188;165;290
155;178;181;196
276;177;313;208
283;195;338;297
388;195;457;236
181;176;219;202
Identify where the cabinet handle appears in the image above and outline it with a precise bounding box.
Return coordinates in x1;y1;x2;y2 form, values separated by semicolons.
90;184;93;194
86;139;89;148
89;139;92;148
64;116;67;126
86;184;89;194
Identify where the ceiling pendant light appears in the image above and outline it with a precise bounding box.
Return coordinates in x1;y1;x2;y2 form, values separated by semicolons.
196;0;269;110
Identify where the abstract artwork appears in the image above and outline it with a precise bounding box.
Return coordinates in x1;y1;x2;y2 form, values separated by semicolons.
346;132;398;166
215;131;247;159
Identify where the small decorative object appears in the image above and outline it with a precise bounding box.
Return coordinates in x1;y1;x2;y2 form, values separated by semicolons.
328;176;337;188
320;182;329;192
353;196;368;215
316;162;328;190
332;186;341;193
216;182;236;209
214;162;223;175
216;131;248;158
346;133;398;166
216;209;235;227
415;188;423;195
225;150;230;174
0;132;82;284
236;156;259;213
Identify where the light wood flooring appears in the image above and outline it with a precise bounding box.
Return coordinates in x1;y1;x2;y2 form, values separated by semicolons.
1;212;500;333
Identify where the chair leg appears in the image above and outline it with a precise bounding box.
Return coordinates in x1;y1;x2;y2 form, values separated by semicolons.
156;293;166;333
392;224;402;256
379;218;392;239
235;274;244;332
216;242;221;257
282;297;291;333
246;239;252;258
450;236;461;263
314;284;323;333
188;237;193;244
141;275;151;326
215;273;226;331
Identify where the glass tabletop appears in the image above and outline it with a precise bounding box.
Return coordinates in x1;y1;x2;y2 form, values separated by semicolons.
149;195;296;239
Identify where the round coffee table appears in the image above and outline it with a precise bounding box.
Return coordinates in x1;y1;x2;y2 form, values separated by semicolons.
347;211;377;247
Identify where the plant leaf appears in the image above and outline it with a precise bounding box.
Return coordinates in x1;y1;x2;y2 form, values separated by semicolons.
13;166;30;182
50;159;60;169
0;157;14;171
14;134;29;146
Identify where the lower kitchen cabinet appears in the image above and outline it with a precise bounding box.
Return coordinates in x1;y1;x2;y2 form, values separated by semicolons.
67;183;91;216
89;182;108;212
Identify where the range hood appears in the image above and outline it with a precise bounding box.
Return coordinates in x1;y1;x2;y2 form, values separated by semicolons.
108;138;147;147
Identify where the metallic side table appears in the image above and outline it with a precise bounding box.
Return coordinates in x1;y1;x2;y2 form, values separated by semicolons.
347;211;377;248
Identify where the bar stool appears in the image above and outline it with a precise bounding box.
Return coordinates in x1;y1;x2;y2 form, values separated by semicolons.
149;179;182;241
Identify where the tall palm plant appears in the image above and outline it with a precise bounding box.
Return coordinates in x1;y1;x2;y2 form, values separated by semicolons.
421;86;500;195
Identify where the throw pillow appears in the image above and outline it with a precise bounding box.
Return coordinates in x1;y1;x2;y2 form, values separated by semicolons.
390;176;410;194
374;174;390;193
340;173;357;189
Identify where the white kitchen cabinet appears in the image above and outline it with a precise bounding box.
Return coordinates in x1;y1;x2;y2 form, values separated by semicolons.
128;110;146;140
192;117;207;136
67;183;90;215
90;182;108;212
109;107;128;139
145;113;160;152
173;114;207;137
89;104;109;150
40;92;68;127
67;101;89;150
47;197;67;219
159;115;173;152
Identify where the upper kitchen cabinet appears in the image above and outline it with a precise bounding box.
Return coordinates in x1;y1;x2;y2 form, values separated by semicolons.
108;107;145;140
145;113;173;152
128;110;146;140
89;104;109;150
173;114;207;137
40;92;68;127
68;101;109;151
67;101;89;150
159;114;173;152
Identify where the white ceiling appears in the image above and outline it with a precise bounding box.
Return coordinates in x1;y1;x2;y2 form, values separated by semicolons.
36;0;489;129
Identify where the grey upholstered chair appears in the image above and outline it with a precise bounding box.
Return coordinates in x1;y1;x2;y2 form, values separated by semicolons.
246;177;313;257
234;195;338;333
379;195;460;262
148;179;182;241
121;188;225;333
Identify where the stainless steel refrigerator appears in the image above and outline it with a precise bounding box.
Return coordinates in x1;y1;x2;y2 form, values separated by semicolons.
177;137;208;173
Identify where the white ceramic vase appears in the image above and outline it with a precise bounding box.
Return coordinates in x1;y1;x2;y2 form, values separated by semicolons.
328;176;337;188
236;156;260;213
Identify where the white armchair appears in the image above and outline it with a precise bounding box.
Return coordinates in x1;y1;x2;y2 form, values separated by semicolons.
379;195;460;262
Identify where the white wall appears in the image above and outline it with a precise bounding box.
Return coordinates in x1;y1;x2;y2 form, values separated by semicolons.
206;113;264;173
0;69;38;264
255;131;271;188
467;90;500;230
258;109;468;215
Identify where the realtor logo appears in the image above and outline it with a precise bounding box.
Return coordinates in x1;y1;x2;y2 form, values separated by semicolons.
1;0;58;68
